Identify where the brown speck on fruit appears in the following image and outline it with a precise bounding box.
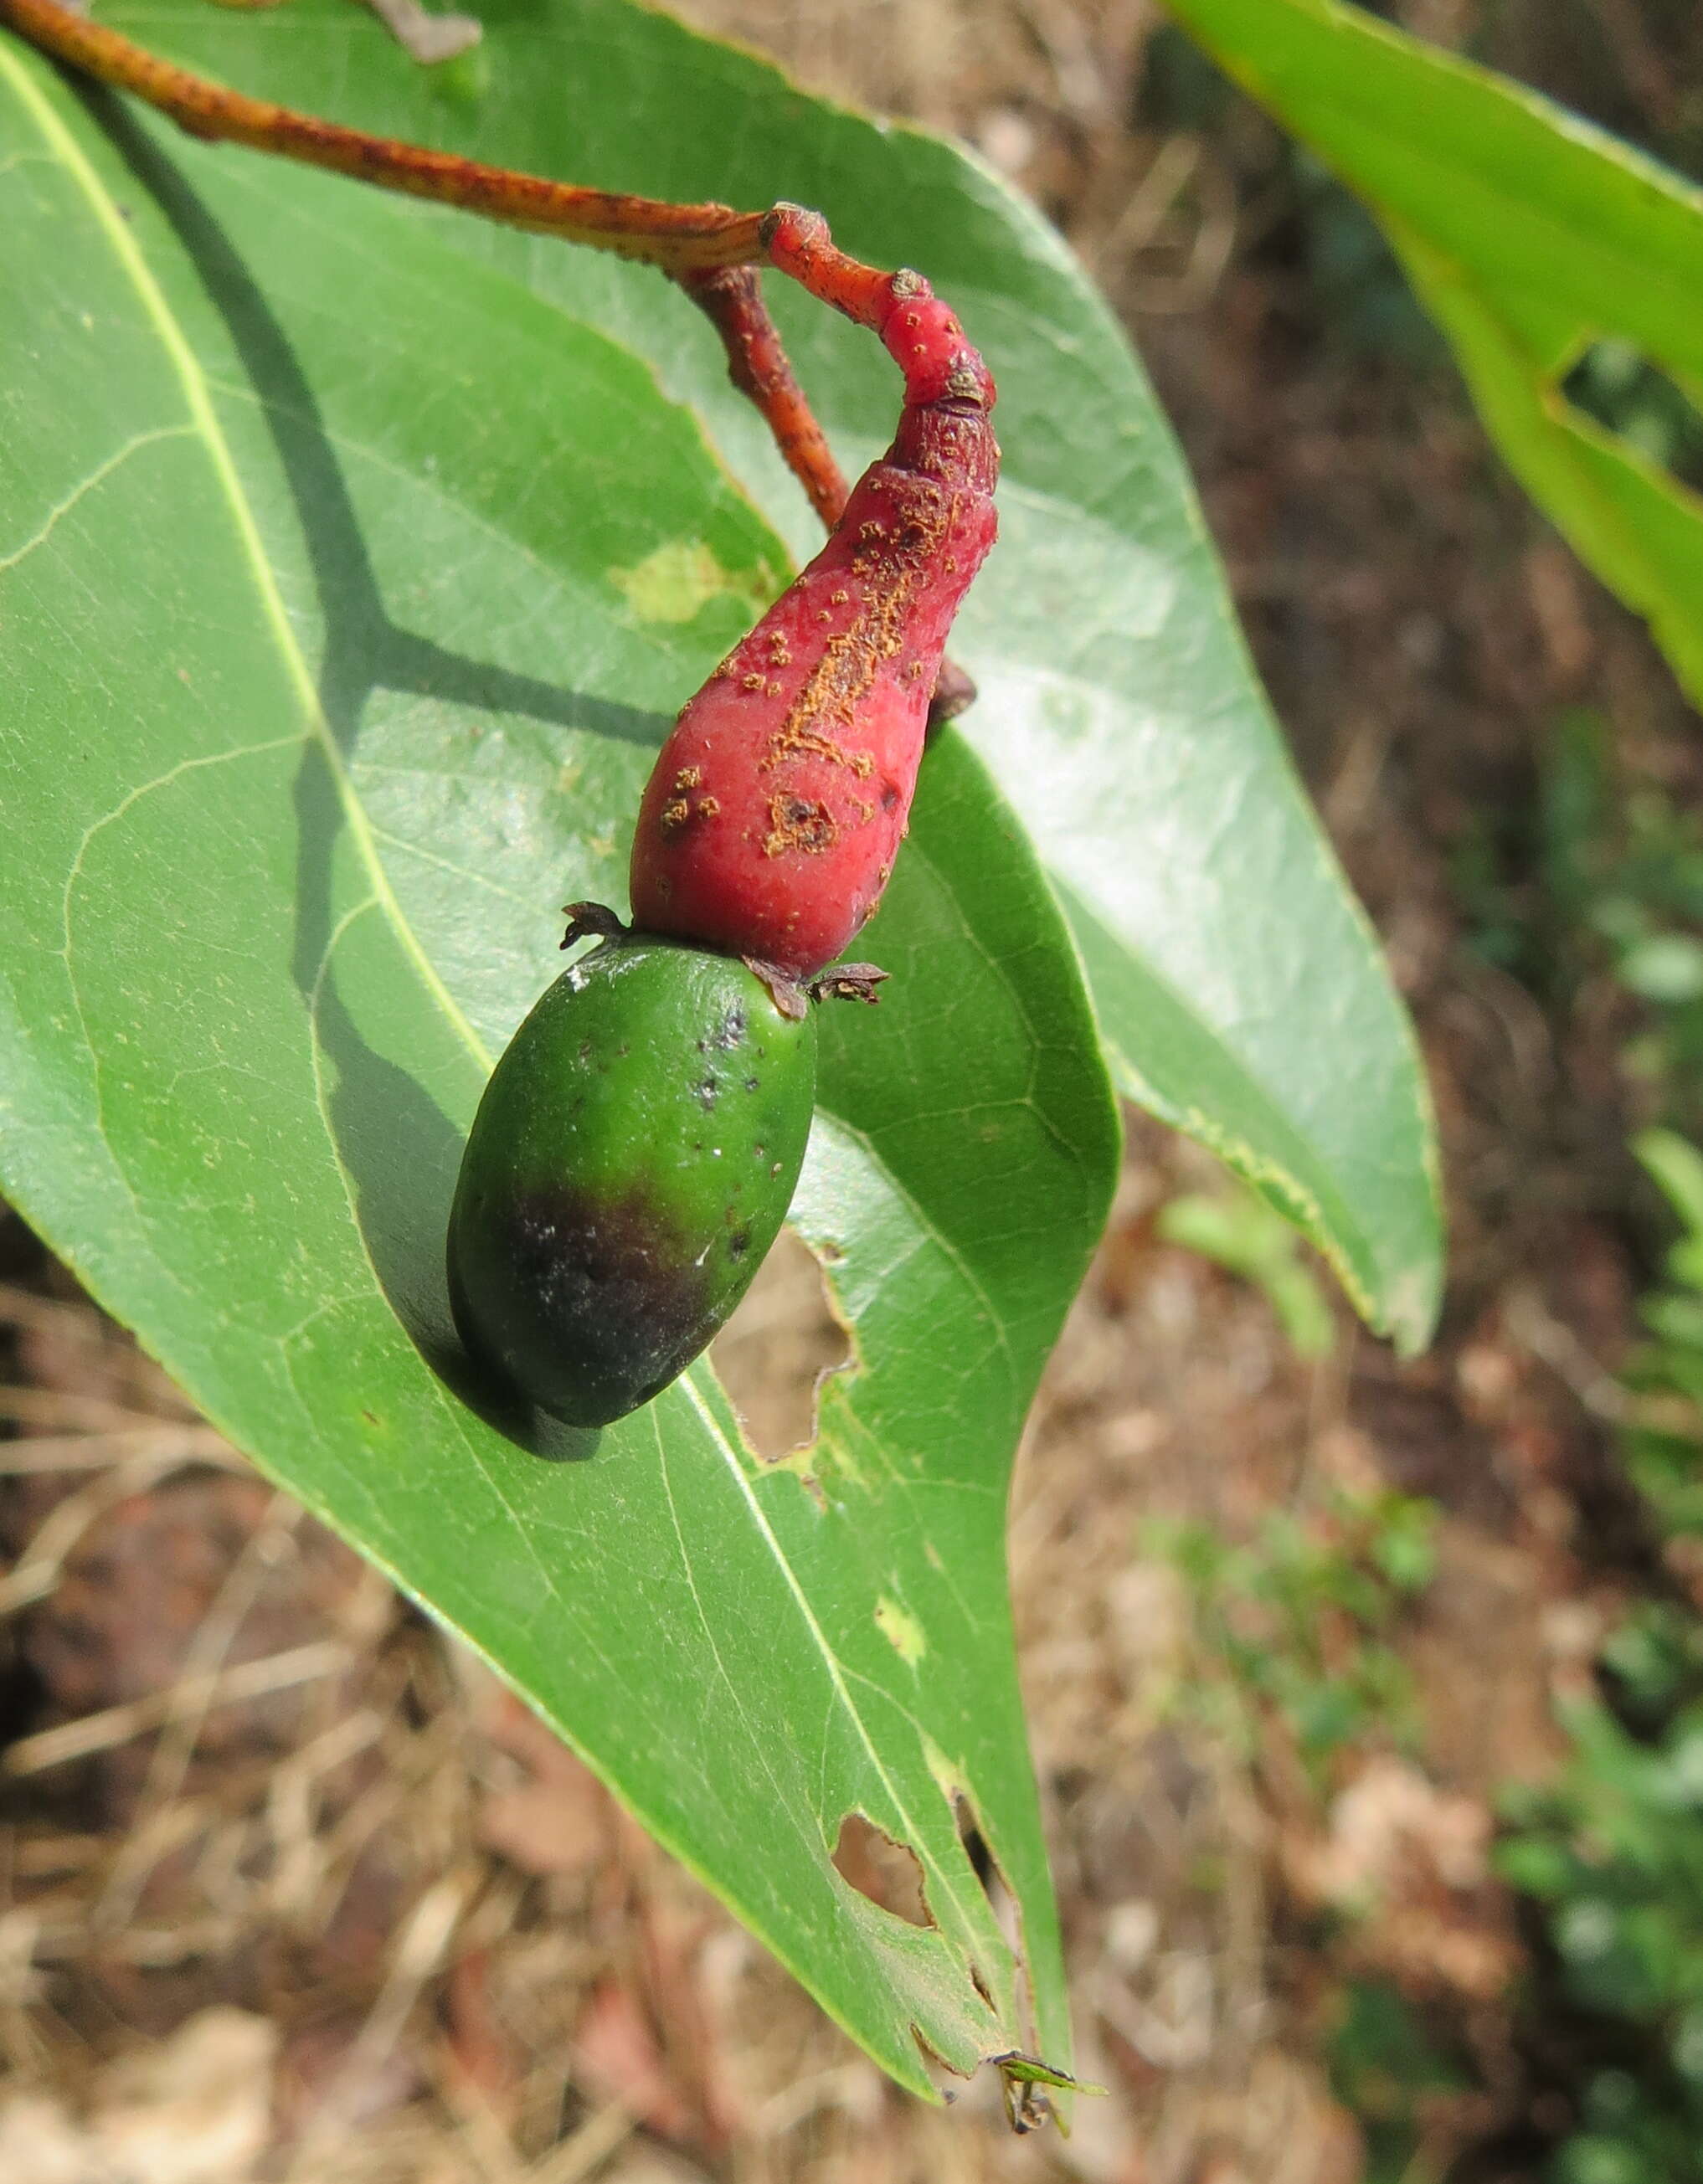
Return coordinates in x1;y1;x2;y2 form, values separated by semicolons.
742;671;766;692
660;796;691;832
859;522;887;543
906;660;926;680
763;793;838;857
768;633;792;664
880;784;900;812
699;795;720;818
674;765;702;790
831;588;849;605
817;609;833;624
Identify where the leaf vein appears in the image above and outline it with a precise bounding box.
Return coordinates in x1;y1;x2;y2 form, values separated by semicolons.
677;1374;986;1941
0;425;197;576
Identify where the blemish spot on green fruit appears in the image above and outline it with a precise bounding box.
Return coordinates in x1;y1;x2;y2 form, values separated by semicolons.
447;934;816;1428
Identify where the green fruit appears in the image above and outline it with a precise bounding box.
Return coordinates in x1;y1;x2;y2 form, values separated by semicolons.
447;933;816;1426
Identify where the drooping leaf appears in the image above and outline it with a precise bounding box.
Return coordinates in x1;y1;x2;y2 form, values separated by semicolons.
87;0;1441;1347
0;34;1119;2095
1160;0;1703;714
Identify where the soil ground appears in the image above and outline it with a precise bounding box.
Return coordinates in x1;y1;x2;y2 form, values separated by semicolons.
5;2;1702;2178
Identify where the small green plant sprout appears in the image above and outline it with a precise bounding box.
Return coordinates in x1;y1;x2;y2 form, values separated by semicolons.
1618;1129;1703;1540
1553;724;1703;1033
1146;1488;1439;1786
1455;710;1703;1117
1495;1683;1703;2184
1326;1978;1475;2184
1155;1178;1337;1359
1634;1129;1703;1295
1489;1128;1703;2184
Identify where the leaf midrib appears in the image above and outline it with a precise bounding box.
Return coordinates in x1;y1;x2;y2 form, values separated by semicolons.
671;1378;1004;1986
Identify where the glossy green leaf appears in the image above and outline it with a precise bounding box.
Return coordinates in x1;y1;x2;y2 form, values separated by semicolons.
0;33;1119;2096
90;0;1440;1346
1160;0;1703;714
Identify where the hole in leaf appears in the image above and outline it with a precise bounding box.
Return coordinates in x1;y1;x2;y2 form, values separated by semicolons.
955;1797;1006;1919
953;1793;1037;2044
831;1812;934;1928
710;1227;852;1459
1560;339;1703;495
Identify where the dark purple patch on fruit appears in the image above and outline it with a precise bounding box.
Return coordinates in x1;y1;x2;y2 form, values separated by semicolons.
449;1179;726;1429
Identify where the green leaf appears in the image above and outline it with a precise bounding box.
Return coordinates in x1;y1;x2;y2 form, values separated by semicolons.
0;35;1121;2094
1634;1129;1703;1244
1158;0;1703;718
1156;1181;1336;1356
87;0;1440;1350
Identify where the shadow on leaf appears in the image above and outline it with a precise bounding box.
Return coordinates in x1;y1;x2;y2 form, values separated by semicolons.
94;88;654;1461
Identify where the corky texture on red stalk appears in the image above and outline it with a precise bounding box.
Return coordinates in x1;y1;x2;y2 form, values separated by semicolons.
630;208;999;980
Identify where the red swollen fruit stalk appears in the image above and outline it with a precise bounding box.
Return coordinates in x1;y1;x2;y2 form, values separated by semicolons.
629;208;999;981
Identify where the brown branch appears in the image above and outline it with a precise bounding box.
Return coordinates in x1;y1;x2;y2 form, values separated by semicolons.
0;0;978;712
0;0;764;269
